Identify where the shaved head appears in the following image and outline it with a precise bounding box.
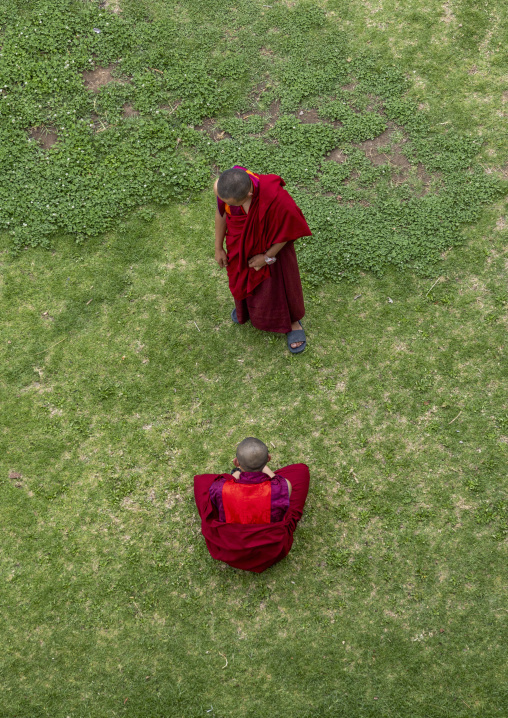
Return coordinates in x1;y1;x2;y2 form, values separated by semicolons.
217;168;252;201
236;437;269;472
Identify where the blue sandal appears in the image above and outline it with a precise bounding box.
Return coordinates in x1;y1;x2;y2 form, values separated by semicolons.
286;322;306;354
231;307;240;324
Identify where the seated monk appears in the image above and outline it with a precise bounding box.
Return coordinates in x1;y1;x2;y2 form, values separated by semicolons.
194;437;310;573
214;166;312;354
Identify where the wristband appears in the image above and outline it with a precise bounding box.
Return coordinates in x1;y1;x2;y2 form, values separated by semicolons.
264;255;277;265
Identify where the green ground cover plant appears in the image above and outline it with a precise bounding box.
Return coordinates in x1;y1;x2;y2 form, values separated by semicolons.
1;1;507;717
0;0;504;279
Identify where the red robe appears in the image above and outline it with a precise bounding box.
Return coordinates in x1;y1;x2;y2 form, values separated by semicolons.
224;174;311;333
194;464;310;573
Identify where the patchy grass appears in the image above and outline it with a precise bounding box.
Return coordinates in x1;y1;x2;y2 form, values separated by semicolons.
1;1;507;717
1;190;507;716
0;0;503;282
326;0;508;166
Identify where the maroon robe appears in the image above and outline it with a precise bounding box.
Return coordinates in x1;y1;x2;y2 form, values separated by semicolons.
221;172;311;334
194;464;310;573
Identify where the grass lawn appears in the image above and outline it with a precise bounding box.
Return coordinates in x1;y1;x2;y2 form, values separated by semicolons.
1;1;507;716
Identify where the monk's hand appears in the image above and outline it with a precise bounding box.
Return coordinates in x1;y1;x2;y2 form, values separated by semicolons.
215;248;228;268
248;254;267;271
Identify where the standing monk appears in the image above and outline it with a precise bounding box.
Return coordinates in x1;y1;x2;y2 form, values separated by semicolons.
214;166;311;353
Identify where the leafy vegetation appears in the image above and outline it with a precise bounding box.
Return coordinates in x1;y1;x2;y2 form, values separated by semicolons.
0;0;504;281
1;1;507;717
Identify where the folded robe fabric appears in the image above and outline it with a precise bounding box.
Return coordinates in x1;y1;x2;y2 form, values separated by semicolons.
194;463;310;573
225;173;311;302
232;240;305;334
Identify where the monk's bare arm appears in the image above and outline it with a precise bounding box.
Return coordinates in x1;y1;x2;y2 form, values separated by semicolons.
265;241;287;259
214;208;228;268
248;241;288;271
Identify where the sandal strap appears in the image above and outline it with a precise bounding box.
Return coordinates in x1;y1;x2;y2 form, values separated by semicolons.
286;329;306;342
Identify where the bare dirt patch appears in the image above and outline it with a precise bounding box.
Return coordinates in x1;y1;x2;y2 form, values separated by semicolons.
356;126;411;170
83;64;124;93
326;123;439;195
29;126;58;149
269;99;281;121
122;103;139;118
296;108;320;124
327;148;348;163
100;0;121;14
